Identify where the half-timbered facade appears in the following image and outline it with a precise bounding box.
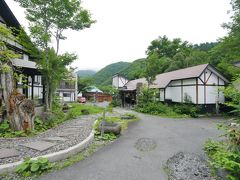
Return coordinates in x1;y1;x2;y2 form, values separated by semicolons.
112;74;128;89
118;64;229;106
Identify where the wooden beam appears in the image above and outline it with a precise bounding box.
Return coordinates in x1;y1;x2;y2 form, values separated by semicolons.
164;88;166;101
205;72;213;84
196;78;198;104
199;78;204;84
217;77;220;99
181;80;183;103
31;75;34;100
204;71;206;104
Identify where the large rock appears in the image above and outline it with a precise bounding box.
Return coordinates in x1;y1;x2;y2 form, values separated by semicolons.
39;112;54;122
98;121;121;135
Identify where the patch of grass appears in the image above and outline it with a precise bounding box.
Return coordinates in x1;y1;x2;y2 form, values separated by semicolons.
65;103;104;120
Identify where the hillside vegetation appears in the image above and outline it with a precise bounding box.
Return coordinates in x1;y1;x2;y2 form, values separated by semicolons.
118;58;146;80
90;40;222;86
93;61;130;85
77;70;96;77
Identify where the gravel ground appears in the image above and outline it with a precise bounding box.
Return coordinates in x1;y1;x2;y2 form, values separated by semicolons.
0;114;100;165
166;152;211;180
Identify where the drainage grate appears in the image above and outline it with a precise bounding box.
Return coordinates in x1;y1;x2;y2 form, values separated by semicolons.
135;138;157;152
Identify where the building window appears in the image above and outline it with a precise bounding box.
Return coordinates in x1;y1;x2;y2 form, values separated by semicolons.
28;75;44;106
63;93;71;97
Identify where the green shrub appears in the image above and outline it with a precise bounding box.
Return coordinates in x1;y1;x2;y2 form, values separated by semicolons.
110;98;121;107
204;139;223;156
204;130;240;179
135;101;201;118
137;87;156;105
135;102;188;118
204;140;240;179
16;157;54;177
173;104;200;118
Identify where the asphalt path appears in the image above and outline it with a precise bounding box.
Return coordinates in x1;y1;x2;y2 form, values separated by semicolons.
40;110;224;180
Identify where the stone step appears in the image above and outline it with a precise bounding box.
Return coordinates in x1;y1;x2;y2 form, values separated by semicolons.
42;137;67;142
20;141;57;152
0;148;19;159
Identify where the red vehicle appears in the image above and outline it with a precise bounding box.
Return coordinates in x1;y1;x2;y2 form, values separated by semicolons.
78;97;87;103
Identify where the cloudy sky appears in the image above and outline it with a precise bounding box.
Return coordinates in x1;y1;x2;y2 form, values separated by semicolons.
6;0;231;71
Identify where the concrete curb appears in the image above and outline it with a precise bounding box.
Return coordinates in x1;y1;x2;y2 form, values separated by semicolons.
0;125;96;175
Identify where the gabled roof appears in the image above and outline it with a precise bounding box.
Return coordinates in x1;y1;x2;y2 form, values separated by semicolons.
122;64;228;91
0;0;20;28
122;78;147;91
153;64;208;88
84;86;103;93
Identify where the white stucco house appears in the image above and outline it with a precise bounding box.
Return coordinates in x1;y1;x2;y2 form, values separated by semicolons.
117;64;229;106
112;74;129;89
57;71;78;102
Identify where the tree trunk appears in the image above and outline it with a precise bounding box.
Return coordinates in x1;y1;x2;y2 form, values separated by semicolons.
1;70;14;118
0;67;35;131
49;85;54;111
45;79;50;111
9;90;35;131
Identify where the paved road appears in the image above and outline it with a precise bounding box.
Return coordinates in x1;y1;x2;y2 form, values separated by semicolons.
40;110;224;180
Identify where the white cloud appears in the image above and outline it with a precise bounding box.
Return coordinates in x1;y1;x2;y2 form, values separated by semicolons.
6;0;231;70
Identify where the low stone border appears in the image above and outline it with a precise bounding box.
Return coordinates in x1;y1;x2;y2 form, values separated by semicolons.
0;124;96;175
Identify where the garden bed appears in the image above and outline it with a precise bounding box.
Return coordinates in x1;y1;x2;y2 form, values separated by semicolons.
0;114;100;166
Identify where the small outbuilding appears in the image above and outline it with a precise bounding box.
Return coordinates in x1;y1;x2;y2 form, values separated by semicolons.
83;86;112;102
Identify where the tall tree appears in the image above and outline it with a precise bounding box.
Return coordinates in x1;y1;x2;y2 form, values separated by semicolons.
210;0;240;78
145;52;160;86
41;48;77;109
78;76;94;93
146;35;191;58
15;0;95;111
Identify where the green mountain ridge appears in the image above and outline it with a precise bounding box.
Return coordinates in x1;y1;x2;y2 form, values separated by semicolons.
93;61;131;86
118;58;146;80
83;41;220;87
77;70;96;77
91;58;147;86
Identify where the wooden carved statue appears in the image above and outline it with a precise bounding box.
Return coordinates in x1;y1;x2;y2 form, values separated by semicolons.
9;90;35;131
